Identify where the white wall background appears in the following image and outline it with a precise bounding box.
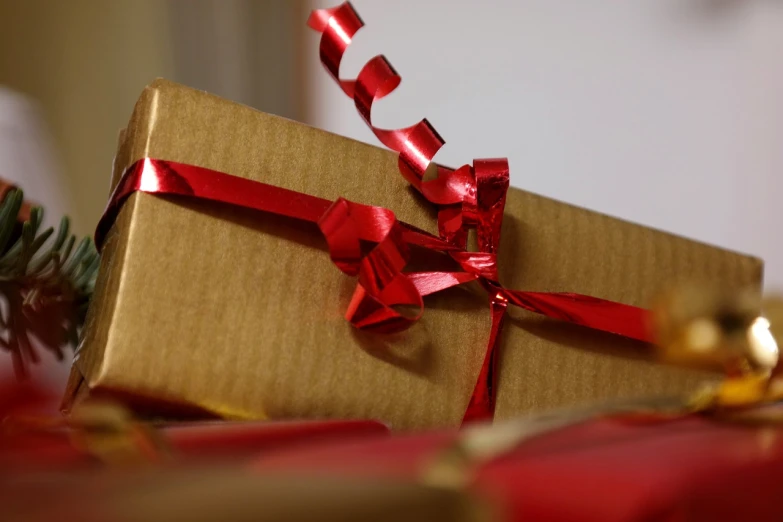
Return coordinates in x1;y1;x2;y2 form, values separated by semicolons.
305;0;783;290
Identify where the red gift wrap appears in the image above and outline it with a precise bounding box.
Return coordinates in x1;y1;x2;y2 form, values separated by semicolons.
1;381;389;469
252;412;783;522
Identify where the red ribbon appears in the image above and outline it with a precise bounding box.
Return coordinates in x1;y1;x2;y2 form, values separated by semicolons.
307;2;651;422
95;2;653;426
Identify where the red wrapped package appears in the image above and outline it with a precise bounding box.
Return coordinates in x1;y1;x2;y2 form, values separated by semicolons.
3;382;486;522
1;380;389;469
3;417;389;469
163;418;389;459
251;410;783;522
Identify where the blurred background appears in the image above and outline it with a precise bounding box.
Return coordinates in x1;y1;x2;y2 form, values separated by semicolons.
0;0;781;376
0;0;307;232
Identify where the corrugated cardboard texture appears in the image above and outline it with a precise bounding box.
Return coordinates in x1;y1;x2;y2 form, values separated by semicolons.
72;80;762;429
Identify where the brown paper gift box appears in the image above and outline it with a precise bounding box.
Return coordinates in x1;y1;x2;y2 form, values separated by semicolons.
65;79;762;429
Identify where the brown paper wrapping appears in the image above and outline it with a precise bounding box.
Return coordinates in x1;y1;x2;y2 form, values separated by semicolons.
66;79;762;429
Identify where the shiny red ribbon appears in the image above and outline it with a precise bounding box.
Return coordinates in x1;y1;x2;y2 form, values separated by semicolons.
306;2;651;422
95;3;653;426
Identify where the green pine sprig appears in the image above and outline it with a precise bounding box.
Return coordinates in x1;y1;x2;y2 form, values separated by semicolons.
0;189;99;377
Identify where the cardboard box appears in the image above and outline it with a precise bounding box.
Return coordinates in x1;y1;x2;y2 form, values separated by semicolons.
66;79;762;429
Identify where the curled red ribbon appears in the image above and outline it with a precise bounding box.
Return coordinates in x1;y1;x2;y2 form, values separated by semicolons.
96;3;653;426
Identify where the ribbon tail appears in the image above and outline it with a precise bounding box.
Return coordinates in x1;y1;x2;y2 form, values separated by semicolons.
502;290;652;343
462;296;508;425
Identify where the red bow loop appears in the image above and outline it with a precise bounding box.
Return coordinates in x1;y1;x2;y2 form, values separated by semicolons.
318;198;424;334
472;158;509;255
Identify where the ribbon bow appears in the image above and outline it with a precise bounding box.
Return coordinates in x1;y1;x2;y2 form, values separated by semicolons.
309;2;651;424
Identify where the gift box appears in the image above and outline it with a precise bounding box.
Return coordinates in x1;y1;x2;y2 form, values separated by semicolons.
3;417;389;470
250;408;783;522
62;74;762;430
5;382;468;522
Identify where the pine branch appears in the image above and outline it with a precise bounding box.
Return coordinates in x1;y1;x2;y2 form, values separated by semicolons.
0;189;99;378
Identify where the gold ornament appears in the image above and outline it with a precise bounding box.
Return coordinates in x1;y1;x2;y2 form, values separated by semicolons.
652;285;781;408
